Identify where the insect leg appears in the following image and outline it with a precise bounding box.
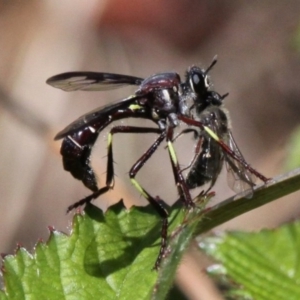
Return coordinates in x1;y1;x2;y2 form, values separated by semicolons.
178;115;270;183
175;130;217;197
165;127;195;208
67;126;162;212
172;128;199;142
172;128;204;173
121;126;196;268
127;130;169;269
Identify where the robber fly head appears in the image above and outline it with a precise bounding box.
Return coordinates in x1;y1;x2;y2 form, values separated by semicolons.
185;57;229;113
186;56;217;95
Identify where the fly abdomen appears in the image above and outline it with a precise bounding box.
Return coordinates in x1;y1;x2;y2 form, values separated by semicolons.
61;127;99;192
186;138;224;190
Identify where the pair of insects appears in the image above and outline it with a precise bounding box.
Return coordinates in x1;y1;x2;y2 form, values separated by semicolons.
47;58;268;269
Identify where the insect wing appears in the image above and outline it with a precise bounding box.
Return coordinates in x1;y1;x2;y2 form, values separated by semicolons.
225;131;256;198
185;108;225;189
54;95;140;140
46;72;144;91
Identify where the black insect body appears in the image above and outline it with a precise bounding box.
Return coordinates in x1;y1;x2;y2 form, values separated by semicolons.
182;58;224;113
58;97;147;192
152;63;248;199
185;104;257;198
177;58;266;197
47;59;269;269
48;70;195;269
50;72;188;194
185;107;228;191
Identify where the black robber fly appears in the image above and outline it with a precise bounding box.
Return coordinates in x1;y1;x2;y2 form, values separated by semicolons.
47;67;195;269
177;60;264;198
180;99;258;198
47;58;269;269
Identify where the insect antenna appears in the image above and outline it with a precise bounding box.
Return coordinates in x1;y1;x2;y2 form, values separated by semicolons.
205;55;218;75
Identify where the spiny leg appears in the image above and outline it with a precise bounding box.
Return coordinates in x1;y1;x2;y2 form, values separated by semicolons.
152;127;203;264
66;125;193;269
68;126;168;269
179;134;216;199
128;131;171;269
127;127;199;268
178;115;270;183
67;126;162;212
176;133;216;200
172;128;204;173
165;126;195;209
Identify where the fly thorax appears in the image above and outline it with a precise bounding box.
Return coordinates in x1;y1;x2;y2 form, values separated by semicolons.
152;88;179;115
196;106;230;139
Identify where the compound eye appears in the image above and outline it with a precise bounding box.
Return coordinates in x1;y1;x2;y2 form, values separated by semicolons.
192;73;200;86
190;71;207;96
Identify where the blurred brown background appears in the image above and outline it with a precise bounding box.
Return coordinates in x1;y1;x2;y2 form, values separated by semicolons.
0;1;300;299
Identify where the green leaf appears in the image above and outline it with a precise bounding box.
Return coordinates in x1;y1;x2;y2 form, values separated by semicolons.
152;194;212;300
1;169;300;299
200;220;300;300
0;202;162;300
0;193;213;300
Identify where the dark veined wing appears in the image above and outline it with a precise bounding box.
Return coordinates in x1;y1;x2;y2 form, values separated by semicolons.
46;72;144;91
225;130;256;198
54;95;141;140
